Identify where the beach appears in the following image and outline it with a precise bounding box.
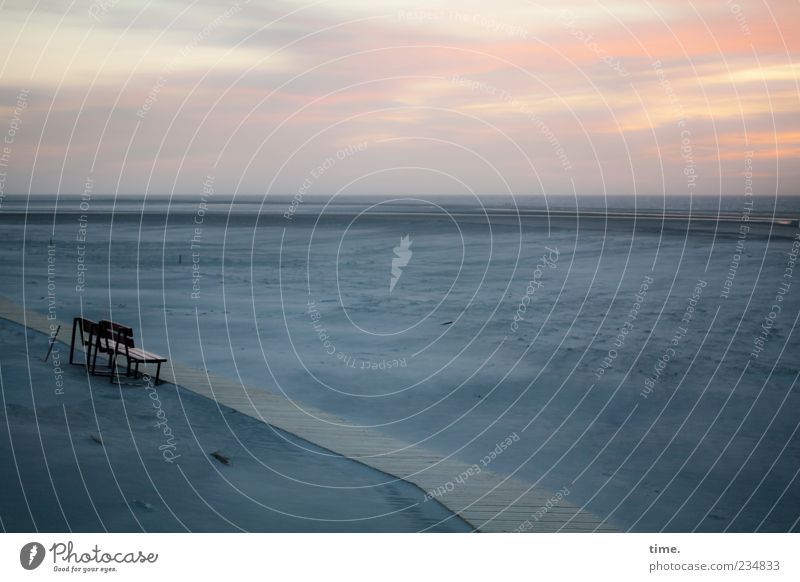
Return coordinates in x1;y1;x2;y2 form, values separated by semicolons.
0;315;470;532
1;197;799;532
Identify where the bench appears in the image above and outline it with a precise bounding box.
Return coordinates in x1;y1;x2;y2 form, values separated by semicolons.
95;320;168;385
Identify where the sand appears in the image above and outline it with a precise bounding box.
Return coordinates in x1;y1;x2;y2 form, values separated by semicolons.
0;319;469;532
1;202;799;531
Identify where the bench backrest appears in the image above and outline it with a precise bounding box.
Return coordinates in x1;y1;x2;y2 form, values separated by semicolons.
97;320;135;350
75;317;98;343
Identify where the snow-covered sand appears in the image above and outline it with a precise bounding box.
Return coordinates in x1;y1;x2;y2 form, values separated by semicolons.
0;319;469;532
1;198;799;531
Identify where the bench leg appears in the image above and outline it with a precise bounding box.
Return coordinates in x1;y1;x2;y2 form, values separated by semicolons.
126;358;132;377
69;319;77;365
109;353;117;384
155;362;162;386
135;361;140;379
83;340;94;370
91;343;99;375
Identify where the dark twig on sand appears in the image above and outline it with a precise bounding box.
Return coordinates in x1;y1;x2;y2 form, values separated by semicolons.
43;324;61;361
132;499;154;512
210;451;231;465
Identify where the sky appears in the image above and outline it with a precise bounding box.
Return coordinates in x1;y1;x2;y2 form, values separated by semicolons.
0;0;797;200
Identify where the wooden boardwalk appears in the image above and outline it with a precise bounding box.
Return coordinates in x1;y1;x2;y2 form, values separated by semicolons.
0;296;616;532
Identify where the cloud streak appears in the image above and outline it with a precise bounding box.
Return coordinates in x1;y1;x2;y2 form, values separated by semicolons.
0;0;797;199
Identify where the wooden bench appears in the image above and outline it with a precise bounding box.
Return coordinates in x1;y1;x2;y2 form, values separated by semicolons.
95;320;168;385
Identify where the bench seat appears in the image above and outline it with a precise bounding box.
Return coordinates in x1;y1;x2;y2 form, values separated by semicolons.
95;320;168;385
125;348;167;384
126;347;168;363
